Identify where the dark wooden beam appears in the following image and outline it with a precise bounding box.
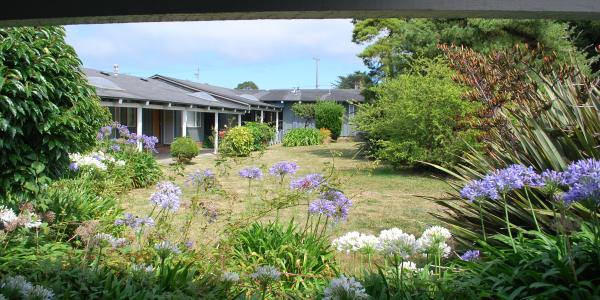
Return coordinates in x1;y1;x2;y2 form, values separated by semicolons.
1;0;600;26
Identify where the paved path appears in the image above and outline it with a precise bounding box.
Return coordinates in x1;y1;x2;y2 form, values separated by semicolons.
154;149;214;165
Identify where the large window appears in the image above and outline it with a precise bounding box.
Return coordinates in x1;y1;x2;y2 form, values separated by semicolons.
186;111;202;127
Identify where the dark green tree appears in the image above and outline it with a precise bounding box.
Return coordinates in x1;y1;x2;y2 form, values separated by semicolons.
335;71;373;89
0;26;111;197
352;18;584;80
235;81;259;90
569;21;600;73
291;103;315;127
315;102;344;140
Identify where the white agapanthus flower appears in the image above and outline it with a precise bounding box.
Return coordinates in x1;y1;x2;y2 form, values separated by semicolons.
323;275;369;300
0;275;54;300
70;151;125;171
131;263;155;273
221;271;240;283
0;206;17;225
332;232;379;253
376;228;417;259
416;226;452;257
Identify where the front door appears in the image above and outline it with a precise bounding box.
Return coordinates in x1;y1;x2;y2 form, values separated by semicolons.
152;110;161;143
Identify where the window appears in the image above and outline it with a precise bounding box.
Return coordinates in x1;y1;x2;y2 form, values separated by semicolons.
186;111;202;127
119;107;137;133
348;104;355;114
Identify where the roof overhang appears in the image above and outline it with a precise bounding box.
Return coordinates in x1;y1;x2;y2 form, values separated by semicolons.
1;0;599;26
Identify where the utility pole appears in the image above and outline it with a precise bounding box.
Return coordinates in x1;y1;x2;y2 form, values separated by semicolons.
313;57;320;89
194;66;200;81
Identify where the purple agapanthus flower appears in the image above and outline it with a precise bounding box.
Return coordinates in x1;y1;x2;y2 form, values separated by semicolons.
139;135;159;153
114;213;155;231
308;199;336;216
460;179;495;202
309;189;352;221
68;162;79;171
326;190;352;221
460;250;480;261
290;173;325;192
538;170;566;187
563;177;600;205
269;161;299;179
110;144;121;152
562;159;600;186
487;164;528;193
149;182;182;212
125;133;139;145
239;167;263;180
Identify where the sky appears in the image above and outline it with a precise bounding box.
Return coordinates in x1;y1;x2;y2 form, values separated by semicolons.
65;19;367;90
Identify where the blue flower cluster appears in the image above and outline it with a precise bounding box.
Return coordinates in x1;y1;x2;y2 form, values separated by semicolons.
96;122;159;153
290;173;324;192
114;213;155;232
268;161;299;179
239;167;263;180
149;182;182;212
459;249;480;261
309;189;352;221
185;169;216;190
460;159;600;206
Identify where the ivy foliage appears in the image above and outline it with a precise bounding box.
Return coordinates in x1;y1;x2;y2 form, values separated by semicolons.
0;26;110;197
353;58;478;168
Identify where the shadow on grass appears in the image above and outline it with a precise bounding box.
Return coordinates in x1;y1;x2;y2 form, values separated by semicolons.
307;146;361;159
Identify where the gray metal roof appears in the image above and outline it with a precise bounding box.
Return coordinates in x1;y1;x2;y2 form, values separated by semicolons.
151;75;277;108
246;88;364;102
84;69;247;110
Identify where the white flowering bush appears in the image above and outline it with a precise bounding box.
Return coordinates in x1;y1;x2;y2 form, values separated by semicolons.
68;151;125;172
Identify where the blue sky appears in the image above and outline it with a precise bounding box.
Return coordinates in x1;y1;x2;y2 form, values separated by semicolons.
65;20;367;90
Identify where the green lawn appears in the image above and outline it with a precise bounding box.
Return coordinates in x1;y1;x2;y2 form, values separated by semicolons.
120;142;453;245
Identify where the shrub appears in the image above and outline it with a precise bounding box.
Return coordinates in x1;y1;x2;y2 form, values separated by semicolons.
245;122;275;151
35;177;121;238
227;220;337;295
315;102;345;139
116;151;161;188
353;58;476;168
170;136;200;163
319;128;332;143
221;126;254;157
291;103;316;127
434;46;600;243
0;26;111;197
282;128;323;147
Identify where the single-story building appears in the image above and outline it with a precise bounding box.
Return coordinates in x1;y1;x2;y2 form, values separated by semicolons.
84;68;363;154
237;88;363;137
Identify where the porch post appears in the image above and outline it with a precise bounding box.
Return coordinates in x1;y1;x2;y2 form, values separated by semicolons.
214;112;219;154
136;106;143;151
182;110;187;137
275;111;279;132
237;114;242;127
260;110;264;123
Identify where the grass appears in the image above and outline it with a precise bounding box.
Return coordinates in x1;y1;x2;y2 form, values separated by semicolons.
120;141;453;247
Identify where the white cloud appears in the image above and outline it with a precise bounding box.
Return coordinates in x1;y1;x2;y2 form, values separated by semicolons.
65;19;363;63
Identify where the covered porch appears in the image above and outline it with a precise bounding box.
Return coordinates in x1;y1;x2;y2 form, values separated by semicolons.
101;100;282;154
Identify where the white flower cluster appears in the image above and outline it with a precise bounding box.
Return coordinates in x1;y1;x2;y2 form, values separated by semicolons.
0;275;54;300
221;271;240;283
332;226;452;259
0;206;42;229
69;151;125;171
0;206;17;226
332;231;379;253
323;275;369;300
416;226;452;257
377;228;417;259
131;263;155;273
93;233;128;249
